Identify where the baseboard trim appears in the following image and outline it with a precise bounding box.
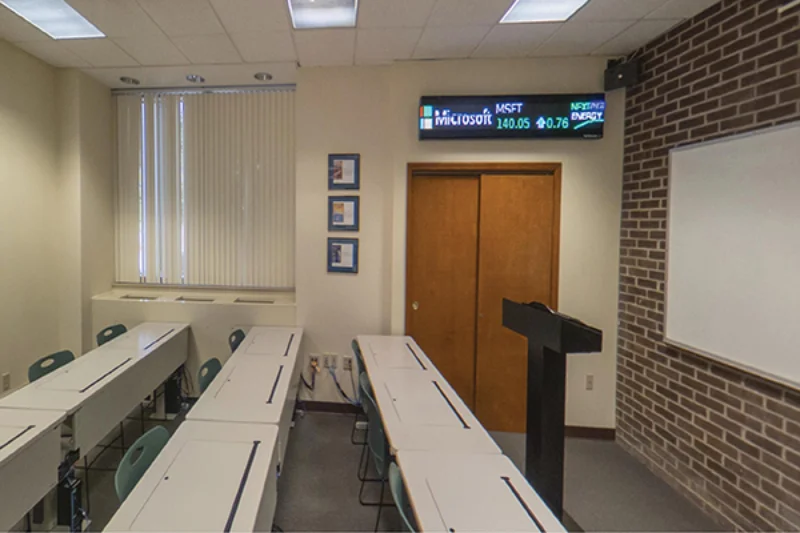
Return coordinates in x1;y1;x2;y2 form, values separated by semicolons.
301;400;360;414
565;426;615;440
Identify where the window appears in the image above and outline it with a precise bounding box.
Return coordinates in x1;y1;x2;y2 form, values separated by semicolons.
115;88;295;289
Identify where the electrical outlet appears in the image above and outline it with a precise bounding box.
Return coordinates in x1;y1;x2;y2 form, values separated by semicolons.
2;373;9;392
585;374;594;391
323;353;337;369
309;354;320;371
342;355;353;371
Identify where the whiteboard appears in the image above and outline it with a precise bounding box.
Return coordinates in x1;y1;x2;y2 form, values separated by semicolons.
666;122;800;390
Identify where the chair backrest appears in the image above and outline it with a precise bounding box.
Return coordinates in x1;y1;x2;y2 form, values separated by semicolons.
97;324;127;346
115;426;170;503
28;350;75;383
351;339;365;376
358;372;374;411
198;358;222;394
389;462;417;533
228;329;246;353
361;376;387;477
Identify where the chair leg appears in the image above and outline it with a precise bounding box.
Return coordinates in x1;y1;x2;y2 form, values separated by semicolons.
140;403;146;434
351;412;366;445
83;456;91;515
374;473;387;532
119;421;126;457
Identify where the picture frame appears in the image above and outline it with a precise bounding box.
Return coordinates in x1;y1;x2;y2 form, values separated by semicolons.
327;238;359;274
328;196;360;232
328;154;360;190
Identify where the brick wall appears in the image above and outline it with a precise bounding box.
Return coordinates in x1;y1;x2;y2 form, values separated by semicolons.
616;0;800;531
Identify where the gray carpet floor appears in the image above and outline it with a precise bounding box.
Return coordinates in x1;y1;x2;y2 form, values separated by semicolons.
81;410;724;532
492;431;723;532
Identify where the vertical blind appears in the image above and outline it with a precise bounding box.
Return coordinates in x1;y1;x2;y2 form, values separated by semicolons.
115;89;295;289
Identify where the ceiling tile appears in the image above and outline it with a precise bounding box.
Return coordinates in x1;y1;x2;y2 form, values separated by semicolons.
0;8;51;42
355;28;421;64
412;25;490;59
534;20;632;56
646;0;720;20
230;31;296;63
294;29;355;67
114;34;188;66
208;0;290;33
572;0;668;21
172;34;242;64
15;41;92;67
65;39;138;67
426;0;514;27
137;0;225;37
594;18;681;55
66;0;163;37
358;0;437;28
83;61;297;88
472;23;561;58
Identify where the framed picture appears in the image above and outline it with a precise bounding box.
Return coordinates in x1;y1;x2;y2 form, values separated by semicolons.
328;154;360;190
327;238;359;274
328;196;360;232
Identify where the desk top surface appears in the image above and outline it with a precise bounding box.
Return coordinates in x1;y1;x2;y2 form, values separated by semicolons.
0;322;188;413
186;356;290;425
105;420;278;532
397;451;565;533
356;335;435;376
0;407;65;465
236;327;303;360
372;369;500;455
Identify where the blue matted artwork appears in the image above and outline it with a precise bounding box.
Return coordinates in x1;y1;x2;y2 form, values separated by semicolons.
327;238;359;274
328;196;360;232
328;154;360;190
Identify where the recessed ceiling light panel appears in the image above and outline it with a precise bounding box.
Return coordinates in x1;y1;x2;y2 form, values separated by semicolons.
288;0;358;29
501;0;589;23
0;0;104;39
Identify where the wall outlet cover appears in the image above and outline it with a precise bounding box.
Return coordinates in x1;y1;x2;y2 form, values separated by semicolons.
1;372;9;392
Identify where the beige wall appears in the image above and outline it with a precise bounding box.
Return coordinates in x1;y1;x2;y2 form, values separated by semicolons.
0;40;61;391
0;41;114;393
296;58;624;427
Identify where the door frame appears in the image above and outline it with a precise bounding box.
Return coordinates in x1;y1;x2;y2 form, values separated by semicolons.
405;161;563;335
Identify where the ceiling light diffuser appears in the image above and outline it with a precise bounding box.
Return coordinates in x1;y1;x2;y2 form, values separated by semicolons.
501;0;589;23
288;0;358;29
0;0;104;39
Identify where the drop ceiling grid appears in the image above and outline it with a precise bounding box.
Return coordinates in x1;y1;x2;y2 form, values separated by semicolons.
0;0;721;88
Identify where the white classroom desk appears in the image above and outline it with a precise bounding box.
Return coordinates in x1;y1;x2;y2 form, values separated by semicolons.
0;322;189;456
105;420;280;533
398;451;565;533
0;408;65;532
356;335;435;375
236;326;303;395
372;369;500;455
187;355;296;464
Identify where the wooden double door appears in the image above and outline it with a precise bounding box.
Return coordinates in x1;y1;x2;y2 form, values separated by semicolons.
406;163;561;433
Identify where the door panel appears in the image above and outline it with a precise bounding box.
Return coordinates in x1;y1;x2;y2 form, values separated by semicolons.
475;174;559;432
406;176;479;408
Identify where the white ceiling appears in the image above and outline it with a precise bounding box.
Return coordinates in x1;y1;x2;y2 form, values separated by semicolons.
0;0;720;89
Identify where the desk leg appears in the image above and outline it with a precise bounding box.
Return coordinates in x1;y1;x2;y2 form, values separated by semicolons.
525;345;566;520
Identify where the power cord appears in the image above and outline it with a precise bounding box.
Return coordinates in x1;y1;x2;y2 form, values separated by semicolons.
328;365;358;406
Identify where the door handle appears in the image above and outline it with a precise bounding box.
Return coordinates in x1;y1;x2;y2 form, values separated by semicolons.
412;301;419;311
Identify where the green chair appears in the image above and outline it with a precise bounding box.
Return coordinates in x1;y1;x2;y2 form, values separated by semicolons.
228;329;246;353
389;462;417;532
358;374;392;530
198;358;222;394
115;426;170;503
28;350;75;382
97;324;127;346
351;340;369;445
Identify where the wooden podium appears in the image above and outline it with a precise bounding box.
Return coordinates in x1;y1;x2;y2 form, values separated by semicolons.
502;299;602;520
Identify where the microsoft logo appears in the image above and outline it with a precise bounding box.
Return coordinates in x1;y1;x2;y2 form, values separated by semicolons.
419;105;434;130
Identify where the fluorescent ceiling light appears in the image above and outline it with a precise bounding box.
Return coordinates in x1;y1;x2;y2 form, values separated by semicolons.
288;0;357;29
0;0;104;39
501;0;589;23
